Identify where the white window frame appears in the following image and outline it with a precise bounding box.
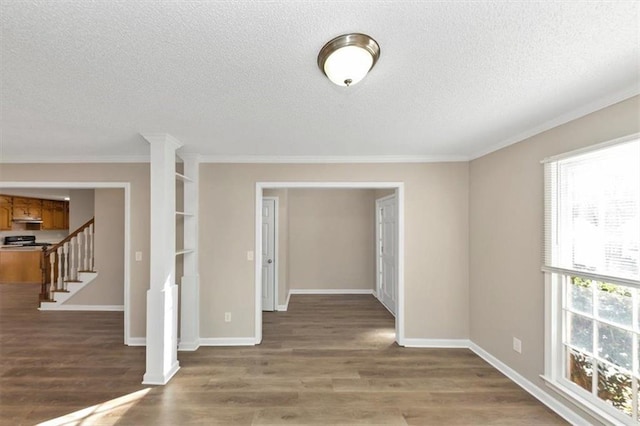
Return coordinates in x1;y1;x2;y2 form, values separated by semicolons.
542;133;640;425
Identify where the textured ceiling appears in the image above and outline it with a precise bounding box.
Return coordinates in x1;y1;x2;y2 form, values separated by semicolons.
1;1;638;162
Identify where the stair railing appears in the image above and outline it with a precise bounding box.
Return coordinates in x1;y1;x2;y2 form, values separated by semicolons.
40;218;94;302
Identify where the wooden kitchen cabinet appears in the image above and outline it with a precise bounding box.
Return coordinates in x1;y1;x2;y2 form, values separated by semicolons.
40;199;69;230
0;196;12;230
0;249;43;284
12;197;42;220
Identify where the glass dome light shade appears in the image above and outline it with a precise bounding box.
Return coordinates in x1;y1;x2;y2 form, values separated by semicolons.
323;46;374;87
317;33;380;87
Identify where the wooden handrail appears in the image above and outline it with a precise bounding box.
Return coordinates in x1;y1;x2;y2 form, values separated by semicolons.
45;217;94;256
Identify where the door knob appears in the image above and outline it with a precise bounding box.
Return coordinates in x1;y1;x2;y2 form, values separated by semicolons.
268;259;273;264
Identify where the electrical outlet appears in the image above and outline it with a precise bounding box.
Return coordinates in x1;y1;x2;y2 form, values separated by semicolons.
224;312;231;322
135;251;142;262
513;337;522;354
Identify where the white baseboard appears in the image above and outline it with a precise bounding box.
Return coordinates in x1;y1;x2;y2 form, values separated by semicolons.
277;291;292;311
142;362;180;385
289;289;375;295
403;338;471;348
178;340;200;351
469;343;586;425
199;337;256;346
39;304;124;312
127;337;146;346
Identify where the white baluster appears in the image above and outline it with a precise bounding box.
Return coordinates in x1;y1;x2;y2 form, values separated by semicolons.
89;223;94;271
62;242;69;290
49;251;56;299
69;236;76;281
84;227;90;271
57;247;64;291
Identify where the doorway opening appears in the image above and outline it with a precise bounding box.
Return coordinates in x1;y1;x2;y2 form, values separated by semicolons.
0;181;132;344
254;182;405;346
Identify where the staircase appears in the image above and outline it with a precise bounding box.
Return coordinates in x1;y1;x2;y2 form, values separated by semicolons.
39;218;97;310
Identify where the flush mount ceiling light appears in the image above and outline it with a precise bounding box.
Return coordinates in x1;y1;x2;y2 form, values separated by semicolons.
317;33;380;87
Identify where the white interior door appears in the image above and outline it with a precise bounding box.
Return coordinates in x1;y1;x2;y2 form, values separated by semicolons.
376;195;397;316
261;198;276;311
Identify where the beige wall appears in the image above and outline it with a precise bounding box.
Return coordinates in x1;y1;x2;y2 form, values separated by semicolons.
69;189;94;231
68;188;124;305
199;163;469;339
469;95;639;421
288;188;375;292
0;163;150;339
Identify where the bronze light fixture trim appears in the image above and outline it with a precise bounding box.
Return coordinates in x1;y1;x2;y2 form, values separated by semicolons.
317;33;381;87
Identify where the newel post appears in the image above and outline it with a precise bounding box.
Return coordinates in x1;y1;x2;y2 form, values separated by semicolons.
141;133;181;385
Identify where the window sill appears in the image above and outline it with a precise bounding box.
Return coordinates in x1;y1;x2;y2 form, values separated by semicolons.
540;375;632;426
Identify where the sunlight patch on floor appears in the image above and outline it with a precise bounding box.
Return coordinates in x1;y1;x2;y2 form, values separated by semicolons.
37;388;151;426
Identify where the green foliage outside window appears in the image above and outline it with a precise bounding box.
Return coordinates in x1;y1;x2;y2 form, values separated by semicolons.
568;277;635;416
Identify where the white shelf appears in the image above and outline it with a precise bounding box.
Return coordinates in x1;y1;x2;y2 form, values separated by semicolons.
175;211;195;217
175;249;194;256
175;173;193;183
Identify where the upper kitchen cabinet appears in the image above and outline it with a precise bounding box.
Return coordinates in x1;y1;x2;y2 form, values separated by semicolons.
41;199;69;230
0;196;12;230
12;197;42;220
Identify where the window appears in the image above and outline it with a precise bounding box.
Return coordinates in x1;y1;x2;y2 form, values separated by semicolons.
544;135;640;424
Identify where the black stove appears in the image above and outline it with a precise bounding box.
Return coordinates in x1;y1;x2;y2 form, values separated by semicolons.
3;235;52;247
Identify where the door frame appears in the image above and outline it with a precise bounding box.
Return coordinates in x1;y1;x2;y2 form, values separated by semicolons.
375;194;397;316
0;181;132;345
254;181;405;346
261;196;278;312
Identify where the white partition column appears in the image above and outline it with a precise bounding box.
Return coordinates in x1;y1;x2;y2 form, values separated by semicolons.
178;154;200;351
142;133;181;385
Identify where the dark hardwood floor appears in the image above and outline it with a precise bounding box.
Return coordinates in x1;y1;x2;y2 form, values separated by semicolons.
0;284;566;425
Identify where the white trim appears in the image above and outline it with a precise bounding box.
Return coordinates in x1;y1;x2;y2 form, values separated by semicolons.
277;291;292;312
178;340;201;351
288;289;375;295
469;343;587;425
0;181;132;345
199;337;256;346
199;155;468;164
541;266;640;289
0;155;151;164
127;337;147;346
541;375;631;426
256;181;405;347
403;339;471;348
38;304;124;311
142;362;180;385
541;132;640;164
262;196;279;312
470;87;639;160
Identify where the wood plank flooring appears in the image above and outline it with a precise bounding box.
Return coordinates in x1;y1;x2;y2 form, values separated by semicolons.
0;284;566;425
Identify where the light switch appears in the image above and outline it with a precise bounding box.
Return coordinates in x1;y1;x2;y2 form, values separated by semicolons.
247;251;254;261
135;251;142;262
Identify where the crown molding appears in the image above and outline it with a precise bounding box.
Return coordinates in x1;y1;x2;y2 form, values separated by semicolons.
197;154;469;163
0;155;151;164
469;85;640;161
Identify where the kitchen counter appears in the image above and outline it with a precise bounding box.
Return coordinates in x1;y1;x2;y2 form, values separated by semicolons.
0;245;46;251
